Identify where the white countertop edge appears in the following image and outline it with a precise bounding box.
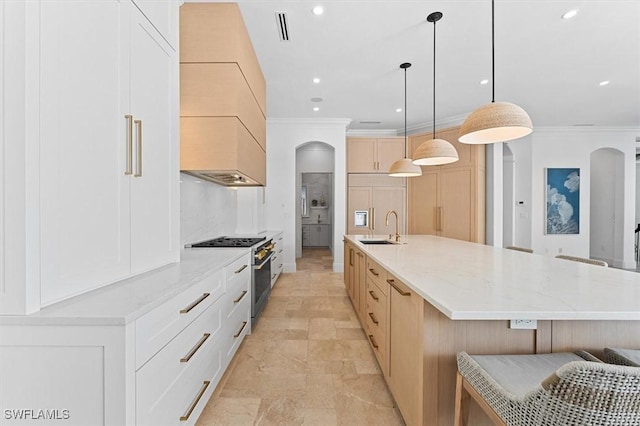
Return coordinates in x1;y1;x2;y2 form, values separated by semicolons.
0;249;250;326
346;235;640;322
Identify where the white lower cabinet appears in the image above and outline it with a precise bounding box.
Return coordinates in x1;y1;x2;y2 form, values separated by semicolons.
136;298;224;425
0;252;251;425
270;232;284;287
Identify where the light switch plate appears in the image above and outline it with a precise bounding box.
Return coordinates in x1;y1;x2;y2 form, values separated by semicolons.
510;319;537;330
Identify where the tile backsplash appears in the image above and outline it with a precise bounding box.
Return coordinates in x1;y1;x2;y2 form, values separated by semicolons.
180;173;237;246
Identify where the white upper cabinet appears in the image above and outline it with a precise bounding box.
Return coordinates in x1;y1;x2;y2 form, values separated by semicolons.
129;6;179;275
39;0;132;305
131;0;178;49
4;0;179;310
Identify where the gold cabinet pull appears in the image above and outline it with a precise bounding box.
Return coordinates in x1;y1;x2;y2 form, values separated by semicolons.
349;249;354;266
388;279;411;296
368;334;379;349
369;268;379;277
180;293;210;314
371;208;375;230
233;290;248;304
180;333;210;363
368;290;379;301
234;321;248;338
368;312;379;325
357;252;364;258
234;264;248;274
124;115;133;175
134;119;142;177
180;380;210;421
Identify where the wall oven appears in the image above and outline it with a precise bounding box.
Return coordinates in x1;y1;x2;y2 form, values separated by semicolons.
187;236;274;325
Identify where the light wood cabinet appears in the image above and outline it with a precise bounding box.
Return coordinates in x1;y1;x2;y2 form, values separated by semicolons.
347;137;405;173
364;257;389;377
344;241;366;324
388;274;423;426
347;174;406;236
408;126;485;243
37;0;179;307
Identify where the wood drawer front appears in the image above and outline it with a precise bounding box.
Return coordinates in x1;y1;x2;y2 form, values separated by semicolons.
366;279;387;334
366;258;387;295
136;300;224;425
135;269;224;369
223;293;251;365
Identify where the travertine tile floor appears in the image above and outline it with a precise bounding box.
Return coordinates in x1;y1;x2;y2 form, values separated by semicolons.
196;248;404;425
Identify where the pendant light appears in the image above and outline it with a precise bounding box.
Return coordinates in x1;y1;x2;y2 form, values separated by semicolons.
458;0;532;144
413;12;459;166
389;63;423;177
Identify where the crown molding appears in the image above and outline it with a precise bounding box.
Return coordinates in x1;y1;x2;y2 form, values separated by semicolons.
267;118;352;128
346;129;399;137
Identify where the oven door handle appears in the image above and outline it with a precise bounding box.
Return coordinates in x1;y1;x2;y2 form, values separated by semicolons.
254;252;274;270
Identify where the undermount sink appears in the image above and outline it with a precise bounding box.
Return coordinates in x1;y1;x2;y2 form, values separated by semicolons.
359;239;397;245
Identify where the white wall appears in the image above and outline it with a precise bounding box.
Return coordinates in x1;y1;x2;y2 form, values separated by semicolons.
266;119;351;273
508;138;534;249
590;149;624;264
179;173;238;247
529;128;637;268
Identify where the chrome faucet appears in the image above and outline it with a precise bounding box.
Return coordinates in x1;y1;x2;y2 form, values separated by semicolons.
385;210;400;242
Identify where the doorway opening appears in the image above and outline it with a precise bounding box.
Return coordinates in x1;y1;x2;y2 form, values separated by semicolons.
295;142;335;265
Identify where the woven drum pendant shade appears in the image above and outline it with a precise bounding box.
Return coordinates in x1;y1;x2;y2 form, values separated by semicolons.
389;158;422;177
458;101;532;144
458;0;532;144
412;11;459;167
412;138;459;166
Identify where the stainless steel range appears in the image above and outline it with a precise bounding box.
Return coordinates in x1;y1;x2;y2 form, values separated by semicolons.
188;236;274;325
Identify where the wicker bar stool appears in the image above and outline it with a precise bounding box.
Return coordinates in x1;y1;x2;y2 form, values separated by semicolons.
605;347;640;367
455;351;640;426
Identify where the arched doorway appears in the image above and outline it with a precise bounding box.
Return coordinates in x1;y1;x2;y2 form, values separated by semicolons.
590;148;624;265
295;142;335;262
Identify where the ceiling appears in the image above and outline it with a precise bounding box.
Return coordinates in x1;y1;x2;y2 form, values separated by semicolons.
190;1;640;134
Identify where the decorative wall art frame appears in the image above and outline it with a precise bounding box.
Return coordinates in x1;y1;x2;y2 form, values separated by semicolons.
545;168;580;234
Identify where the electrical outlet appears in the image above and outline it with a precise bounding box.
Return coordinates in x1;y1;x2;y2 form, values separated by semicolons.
510;319;537;330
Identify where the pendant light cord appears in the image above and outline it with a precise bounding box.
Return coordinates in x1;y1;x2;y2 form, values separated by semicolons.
432;17;436;140
404;66;408;157
491;0;495;103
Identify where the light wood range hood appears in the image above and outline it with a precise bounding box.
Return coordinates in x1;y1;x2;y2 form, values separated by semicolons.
180;3;266;186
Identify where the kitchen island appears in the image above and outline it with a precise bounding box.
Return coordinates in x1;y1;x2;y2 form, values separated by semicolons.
344;234;640;426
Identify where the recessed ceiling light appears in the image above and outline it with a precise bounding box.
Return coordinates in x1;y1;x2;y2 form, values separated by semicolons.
599;80;610;86
561;9;578;20
313;107;320;111
480;79;489;85
396;108;402;113
312;6;324;16
312;77;320;84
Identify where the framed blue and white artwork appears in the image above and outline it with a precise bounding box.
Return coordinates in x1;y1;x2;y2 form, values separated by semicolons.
545;168;580;235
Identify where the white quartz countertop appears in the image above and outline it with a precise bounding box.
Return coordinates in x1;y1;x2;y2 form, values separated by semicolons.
0;248;249;326
346;235;640;321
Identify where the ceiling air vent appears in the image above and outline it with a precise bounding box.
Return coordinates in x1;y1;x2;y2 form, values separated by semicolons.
275;12;290;41
359;121;382;124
